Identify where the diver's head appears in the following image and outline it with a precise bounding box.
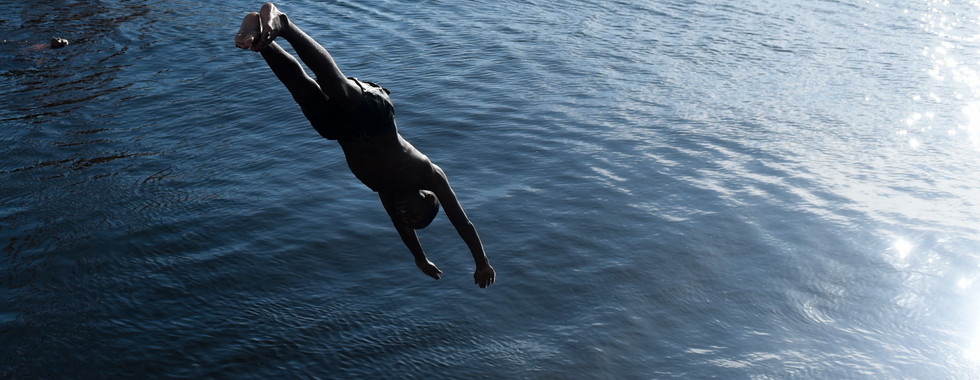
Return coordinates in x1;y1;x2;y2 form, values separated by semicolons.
392;190;440;229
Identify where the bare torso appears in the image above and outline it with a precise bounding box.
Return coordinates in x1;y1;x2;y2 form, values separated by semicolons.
338;129;437;194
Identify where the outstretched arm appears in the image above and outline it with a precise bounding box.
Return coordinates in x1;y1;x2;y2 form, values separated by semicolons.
380;193;443;280
426;165;495;288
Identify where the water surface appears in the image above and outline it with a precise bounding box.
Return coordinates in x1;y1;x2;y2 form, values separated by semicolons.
2;0;980;378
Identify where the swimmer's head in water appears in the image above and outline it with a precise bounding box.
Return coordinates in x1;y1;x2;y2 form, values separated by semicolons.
392;190;440;229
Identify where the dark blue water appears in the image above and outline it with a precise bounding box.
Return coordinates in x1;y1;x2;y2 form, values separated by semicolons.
3;0;980;378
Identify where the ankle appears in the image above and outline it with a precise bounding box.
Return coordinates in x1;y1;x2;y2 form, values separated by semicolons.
279;16;296;40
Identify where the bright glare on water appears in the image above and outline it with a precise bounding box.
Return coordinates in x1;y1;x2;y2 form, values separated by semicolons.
2;0;980;378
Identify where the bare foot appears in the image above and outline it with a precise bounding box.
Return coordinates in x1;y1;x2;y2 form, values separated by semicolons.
235;12;260;50
416;259;443;280
253;2;288;51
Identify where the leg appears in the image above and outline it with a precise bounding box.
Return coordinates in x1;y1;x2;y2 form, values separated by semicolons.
258;41;331;125
254;3;363;111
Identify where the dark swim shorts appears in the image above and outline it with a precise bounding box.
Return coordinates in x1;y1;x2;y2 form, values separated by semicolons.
307;77;395;142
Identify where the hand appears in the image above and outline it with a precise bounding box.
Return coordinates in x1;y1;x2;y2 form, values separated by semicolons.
416;259;442;280
473;265;495;288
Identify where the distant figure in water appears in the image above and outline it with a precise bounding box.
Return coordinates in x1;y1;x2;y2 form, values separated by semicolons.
235;3;495;288
50;38;69;49
21;37;68;52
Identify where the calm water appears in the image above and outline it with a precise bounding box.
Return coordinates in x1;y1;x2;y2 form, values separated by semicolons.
3;0;980;378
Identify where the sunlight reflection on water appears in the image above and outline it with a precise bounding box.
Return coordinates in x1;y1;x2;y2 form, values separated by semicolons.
893;238;913;261
893;0;980;367
916;0;980;151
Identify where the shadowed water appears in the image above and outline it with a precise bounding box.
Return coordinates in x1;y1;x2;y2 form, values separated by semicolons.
2;0;980;378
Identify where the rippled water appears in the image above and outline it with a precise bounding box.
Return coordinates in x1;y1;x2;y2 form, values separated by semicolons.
3;0;980;378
